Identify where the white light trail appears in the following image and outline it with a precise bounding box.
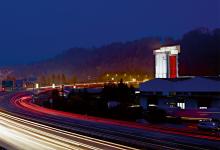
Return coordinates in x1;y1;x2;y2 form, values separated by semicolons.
0;111;138;150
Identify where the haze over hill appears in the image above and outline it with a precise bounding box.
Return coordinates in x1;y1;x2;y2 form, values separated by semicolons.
2;28;220;82
12;37;160;81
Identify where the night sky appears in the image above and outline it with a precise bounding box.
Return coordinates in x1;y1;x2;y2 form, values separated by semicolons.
0;0;219;66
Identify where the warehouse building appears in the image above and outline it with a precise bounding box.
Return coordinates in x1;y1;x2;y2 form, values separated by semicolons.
139;45;220;118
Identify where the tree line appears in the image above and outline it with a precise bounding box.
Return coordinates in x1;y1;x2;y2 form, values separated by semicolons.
38;73;77;86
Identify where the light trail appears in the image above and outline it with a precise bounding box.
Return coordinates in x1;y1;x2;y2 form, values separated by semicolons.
6;93;219;150
0;92;219;149
0;112;82;150
14;94;220;141
0;111;138;150
26;80;143;91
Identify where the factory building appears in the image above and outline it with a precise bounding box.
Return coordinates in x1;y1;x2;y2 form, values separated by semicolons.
154;45;180;78
140;45;220;119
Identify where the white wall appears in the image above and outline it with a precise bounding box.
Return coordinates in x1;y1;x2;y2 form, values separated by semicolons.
155;53;168;78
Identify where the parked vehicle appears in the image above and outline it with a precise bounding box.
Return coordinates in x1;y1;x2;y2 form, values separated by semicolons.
198;118;220;131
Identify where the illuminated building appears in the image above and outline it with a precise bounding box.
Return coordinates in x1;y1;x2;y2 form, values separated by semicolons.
154;45;180;78
139;45;220;119
140;77;220;117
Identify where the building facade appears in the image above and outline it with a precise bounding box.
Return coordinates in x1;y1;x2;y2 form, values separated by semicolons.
154;45;180;79
139;77;220;119
139;45;220;119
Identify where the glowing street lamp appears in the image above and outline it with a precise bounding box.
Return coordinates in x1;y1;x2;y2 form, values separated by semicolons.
52;83;55;89
35;83;39;89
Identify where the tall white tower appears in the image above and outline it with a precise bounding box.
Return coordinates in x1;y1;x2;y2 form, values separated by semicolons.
154;45;180;78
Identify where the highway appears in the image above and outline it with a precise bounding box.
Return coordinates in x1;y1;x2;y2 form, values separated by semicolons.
0;93;139;150
0;111;139;150
0;92;220;149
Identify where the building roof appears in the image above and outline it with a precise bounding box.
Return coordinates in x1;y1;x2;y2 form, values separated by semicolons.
140;78;174;92
140;76;220;92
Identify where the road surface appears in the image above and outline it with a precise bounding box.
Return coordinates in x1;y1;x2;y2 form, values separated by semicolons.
0;92;220;149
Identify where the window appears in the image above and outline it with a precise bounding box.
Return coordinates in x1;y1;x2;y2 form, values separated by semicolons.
177;102;185;109
199;107;207;110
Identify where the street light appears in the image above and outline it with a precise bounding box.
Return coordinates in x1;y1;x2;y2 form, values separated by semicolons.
35;83;39;89
52;83;55;89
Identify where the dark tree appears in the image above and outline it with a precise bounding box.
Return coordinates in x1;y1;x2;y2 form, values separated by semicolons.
179;28;220;76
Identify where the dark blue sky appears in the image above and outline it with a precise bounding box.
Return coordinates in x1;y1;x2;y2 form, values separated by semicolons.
0;0;219;66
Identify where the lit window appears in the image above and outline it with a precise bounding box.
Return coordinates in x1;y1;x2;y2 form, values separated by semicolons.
135;91;140;94
199;107;207;110
177;102;185;109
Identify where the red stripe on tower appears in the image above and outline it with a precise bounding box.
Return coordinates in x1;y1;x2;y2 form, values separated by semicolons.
169;56;177;78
